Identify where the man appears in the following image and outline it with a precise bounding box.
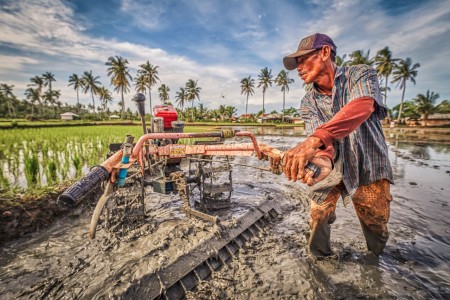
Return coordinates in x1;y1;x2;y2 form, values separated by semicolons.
282;33;393;257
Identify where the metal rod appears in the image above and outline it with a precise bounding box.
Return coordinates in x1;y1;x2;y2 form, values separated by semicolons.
187;157;272;172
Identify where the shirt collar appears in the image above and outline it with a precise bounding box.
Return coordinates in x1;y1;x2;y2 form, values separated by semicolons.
334;65;343;80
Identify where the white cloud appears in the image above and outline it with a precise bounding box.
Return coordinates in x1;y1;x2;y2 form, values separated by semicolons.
119;0;168;30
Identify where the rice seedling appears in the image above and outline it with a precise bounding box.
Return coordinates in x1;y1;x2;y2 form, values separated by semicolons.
0;165;9;189
72;156;82;177
24;153;39;186
46;161;58;184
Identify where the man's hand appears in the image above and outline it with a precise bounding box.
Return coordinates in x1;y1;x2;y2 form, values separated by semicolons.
301;155;333;186
282;136;323;182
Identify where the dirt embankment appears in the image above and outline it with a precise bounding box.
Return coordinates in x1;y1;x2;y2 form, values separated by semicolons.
0;185;84;246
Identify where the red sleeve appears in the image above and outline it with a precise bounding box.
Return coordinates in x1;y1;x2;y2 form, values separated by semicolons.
311;96;375;156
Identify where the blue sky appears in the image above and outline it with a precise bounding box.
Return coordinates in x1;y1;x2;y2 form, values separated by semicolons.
1;0;450;115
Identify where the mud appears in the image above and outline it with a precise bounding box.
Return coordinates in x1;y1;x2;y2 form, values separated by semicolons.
1;132;450;299
0;185;73;244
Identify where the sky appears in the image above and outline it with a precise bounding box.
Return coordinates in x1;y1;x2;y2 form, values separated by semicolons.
1;0;450;115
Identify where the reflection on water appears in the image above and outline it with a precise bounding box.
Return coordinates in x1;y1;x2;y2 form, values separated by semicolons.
219;125;307;137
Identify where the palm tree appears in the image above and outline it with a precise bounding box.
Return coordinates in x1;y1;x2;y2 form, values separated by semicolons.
257;67;273;114
275;70;294;122
392;101;420;120
225;105;237;119
348;50;373;66
240;76;255;116
414;90;439;125
197;103;208;120
105;56;132;119
158;84;170;104
218;105;227;121
374;47;399;105
28;76;44;115
175;87;187;119
335;54;348;67
134;72;147;93
391;58;420;123
185;79;201;121
68;74;84;113
435;100;450;114
0;84;16;117
42;71;56;94
81;70;101;114
25;87;40;117
43;89;60;118
98;86;114;115
137;61;159;114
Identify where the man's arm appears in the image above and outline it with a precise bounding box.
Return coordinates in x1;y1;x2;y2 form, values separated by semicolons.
283;96;375;182
311;96;375;153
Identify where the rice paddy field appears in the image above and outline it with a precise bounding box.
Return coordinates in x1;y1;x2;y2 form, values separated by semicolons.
0;125;217;194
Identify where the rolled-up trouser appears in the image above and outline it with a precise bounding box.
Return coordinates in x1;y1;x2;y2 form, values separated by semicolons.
308;179;392;256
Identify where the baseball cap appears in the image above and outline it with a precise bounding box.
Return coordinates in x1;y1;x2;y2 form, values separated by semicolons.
283;33;337;70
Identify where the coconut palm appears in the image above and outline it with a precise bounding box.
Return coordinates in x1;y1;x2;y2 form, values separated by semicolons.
81;70;101;114
275;70;294;122
25;87;40;117
240;76;255;116
43;89;61;118
218;105;227;121
134;72;148;108
435;100;450;114
98;86;114;116
175;87;187;119
197;103;208;120
348;50;373;66
158;84;170;104
374;47;399;105
391;58;420;123
335;54;348;67
42;71;56;94
392;101;420;120
0;84;16;117
106;56;132;119
28;76;44;115
257;67;273;114
413;90;439;125
68;74;84;114
137;61;159;114
185;79;201;121
225;105;237;119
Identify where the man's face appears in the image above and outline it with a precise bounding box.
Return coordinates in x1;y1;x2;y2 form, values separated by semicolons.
295;49;323;84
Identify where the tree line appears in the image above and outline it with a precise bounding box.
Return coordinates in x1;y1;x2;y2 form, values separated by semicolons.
0;47;449;123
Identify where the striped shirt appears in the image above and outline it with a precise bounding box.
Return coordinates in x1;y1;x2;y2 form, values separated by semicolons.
300;64;393;200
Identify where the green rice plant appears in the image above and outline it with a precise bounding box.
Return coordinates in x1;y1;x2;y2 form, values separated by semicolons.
41;142;49;160
0;165;10;189
24;154;39;186
72;156;82;178
46;161;58;185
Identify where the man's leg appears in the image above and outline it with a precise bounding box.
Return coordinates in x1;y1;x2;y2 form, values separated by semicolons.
309;184;342;256
352;179;392;256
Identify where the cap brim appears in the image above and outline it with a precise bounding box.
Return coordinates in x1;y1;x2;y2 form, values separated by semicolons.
283;49;317;70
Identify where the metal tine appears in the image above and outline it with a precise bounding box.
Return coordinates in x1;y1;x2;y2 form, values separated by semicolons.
217;247;231;264
193;262;212;280
206;256;223;271
179;271;198;292
163;281;184;300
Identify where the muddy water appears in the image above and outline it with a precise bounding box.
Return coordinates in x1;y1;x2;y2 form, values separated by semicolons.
1;129;450;299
